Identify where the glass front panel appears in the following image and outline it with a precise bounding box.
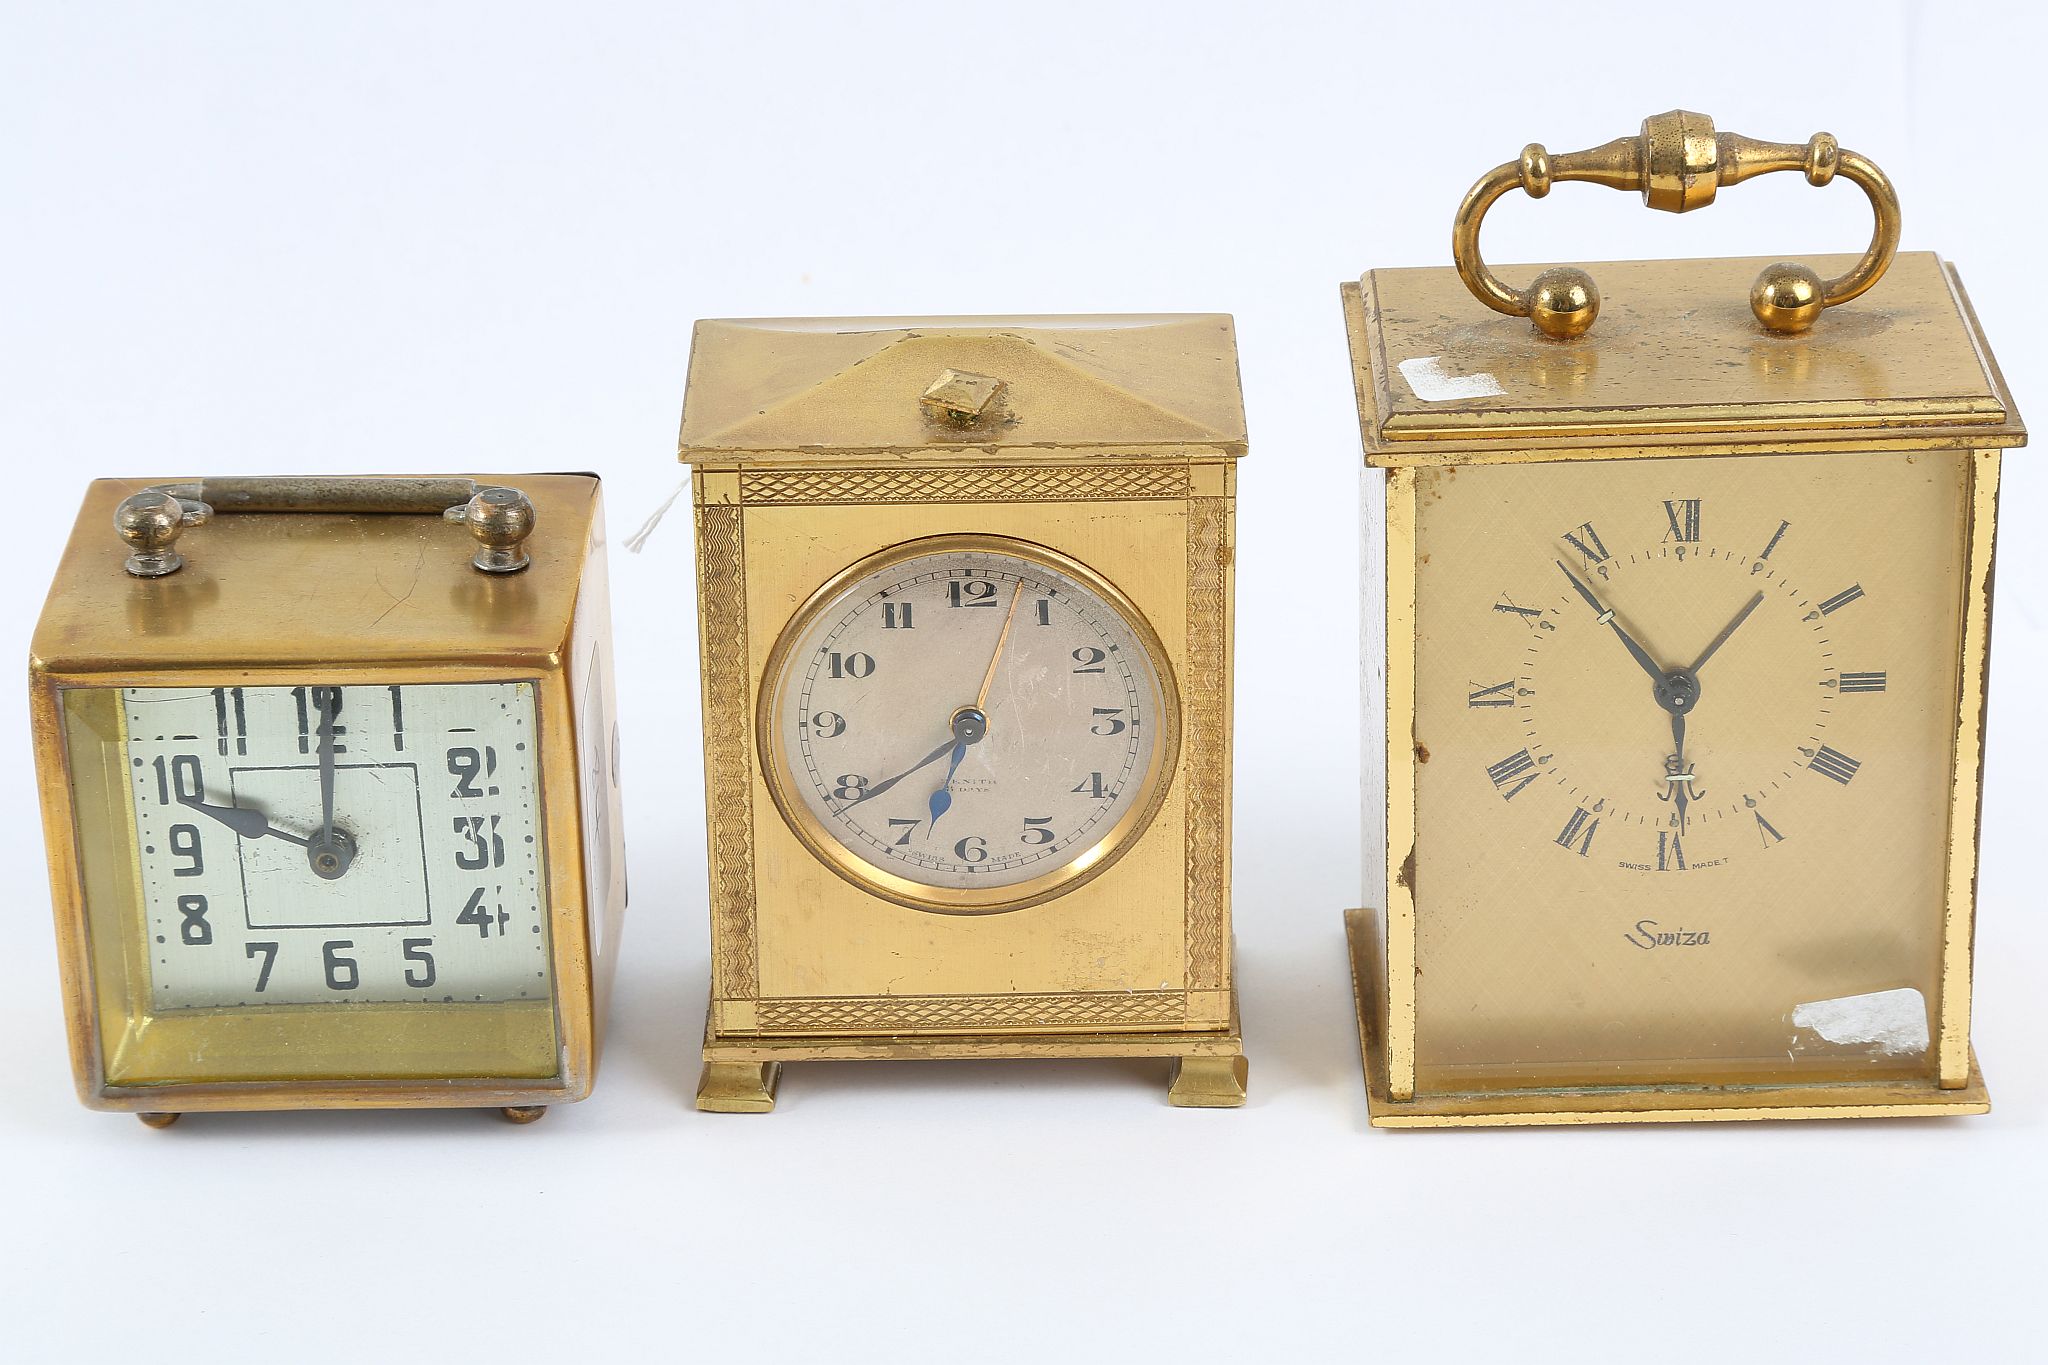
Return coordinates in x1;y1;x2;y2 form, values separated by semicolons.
61;681;560;1088
1408;449;1968;1091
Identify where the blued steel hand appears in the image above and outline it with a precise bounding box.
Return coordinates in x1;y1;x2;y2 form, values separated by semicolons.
839;735;961;810
179;797;311;847
926;740;969;833
1554;560;1663;686
1689;591;1766;674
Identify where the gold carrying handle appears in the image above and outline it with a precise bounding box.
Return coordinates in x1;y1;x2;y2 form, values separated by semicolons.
1451;109;1901;339
113;476;537;578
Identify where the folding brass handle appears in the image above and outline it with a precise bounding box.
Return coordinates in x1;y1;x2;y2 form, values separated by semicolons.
113;476;536;578
1451;109;1901;339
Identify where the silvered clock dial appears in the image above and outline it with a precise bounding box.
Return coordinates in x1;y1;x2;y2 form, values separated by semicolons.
762;536;1179;914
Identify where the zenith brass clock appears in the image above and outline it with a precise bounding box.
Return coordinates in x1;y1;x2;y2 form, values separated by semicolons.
1342;113;2026;1126
679;314;1248;1111
30;475;627;1125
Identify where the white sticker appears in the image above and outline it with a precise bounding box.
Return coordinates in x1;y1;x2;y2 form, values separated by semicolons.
1790;987;1930;1056
1397;355;1505;402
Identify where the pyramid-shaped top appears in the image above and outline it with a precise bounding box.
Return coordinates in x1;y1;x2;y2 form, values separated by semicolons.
679;314;1246;467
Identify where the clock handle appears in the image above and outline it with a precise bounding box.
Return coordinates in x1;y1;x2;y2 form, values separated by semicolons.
1449;109;1901;340
112;476;536;578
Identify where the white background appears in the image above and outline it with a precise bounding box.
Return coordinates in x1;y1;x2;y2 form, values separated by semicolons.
2;3;2041;1359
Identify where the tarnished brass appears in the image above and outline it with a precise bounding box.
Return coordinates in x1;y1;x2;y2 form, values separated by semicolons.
111;477;538;577
1343;219;2024;1126
679;314;1248;1109
30;474;628;1120
1453;111;1901;337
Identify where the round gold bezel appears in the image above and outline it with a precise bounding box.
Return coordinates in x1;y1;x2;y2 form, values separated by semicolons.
757;533;1182;916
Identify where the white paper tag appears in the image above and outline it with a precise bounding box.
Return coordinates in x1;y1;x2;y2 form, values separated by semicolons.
1790;987;1930;1056
1397;355;1505;402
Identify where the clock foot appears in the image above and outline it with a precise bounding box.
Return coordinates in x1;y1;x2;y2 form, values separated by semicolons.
498;1105;547;1125
697;1061;781;1113
136;1111;181;1129
1167;1053;1249;1108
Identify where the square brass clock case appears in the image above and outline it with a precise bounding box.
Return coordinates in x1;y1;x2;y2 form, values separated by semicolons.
680;314;1248;1110
29;475;627;1118
1343;253;2025;1127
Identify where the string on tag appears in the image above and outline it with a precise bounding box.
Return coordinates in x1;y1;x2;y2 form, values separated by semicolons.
625;476;689;555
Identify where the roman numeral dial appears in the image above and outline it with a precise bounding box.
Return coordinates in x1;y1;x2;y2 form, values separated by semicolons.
1445;486;1903;877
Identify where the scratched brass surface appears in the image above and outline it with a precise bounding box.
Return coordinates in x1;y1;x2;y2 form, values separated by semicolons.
1343;241;2023;1125
1352;254;2020;456
29;475;623;1115
681;315;1245;1106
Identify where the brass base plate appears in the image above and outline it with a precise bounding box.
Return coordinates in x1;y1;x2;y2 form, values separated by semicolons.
699;989;1246;1111
1343;908;1990;1127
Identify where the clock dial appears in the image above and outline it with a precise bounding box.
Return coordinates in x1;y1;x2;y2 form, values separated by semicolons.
764;537;1177;911
1409;450;1970;1086
121;682;550;1009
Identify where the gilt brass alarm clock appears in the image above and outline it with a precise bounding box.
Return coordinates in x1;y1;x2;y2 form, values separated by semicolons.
679;314;1248;1110
1341;112;2026;1125
30;475;627;1124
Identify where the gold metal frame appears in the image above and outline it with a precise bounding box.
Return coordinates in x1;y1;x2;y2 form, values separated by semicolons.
756;532;1183;916
29;475;623;1121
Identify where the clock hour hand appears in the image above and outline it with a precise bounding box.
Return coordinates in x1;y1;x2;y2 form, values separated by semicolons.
1554;560;1664;686
179;797;312;848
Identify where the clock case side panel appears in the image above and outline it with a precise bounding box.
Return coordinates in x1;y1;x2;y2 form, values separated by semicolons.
1938;447;2001;1087
689;459;1239;1043
564;488;628;1087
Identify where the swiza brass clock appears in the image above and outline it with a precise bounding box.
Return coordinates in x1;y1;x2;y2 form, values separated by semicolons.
1342;113;2026;1126
679;314;1248;1111
30;475;627;1125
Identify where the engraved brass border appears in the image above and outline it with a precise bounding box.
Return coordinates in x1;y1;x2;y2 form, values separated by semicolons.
757;532;1184;916
738;465;1191;505
694;500;760;998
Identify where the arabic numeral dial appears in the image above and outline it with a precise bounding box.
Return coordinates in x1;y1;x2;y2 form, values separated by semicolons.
773;543;1177;905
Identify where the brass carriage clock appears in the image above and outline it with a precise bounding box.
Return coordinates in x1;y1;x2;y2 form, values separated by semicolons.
30;475;627;1125
1342;112;2025;1125
679;314;1248;1111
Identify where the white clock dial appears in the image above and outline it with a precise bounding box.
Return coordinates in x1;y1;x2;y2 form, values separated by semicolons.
766;539;1177;909
123;682;550;1008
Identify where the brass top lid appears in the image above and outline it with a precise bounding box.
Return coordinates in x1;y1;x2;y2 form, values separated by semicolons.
677;313;1247;468
1345;252;2024;464
32;474;601;676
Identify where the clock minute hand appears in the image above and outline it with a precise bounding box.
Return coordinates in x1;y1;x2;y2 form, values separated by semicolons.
179;797;312;848
1554;560;1663;685
1689;591;1766;675
839;735;961;810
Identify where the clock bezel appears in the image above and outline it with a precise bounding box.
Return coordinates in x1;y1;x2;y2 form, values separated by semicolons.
34;660;594;1112
757;532;1183;916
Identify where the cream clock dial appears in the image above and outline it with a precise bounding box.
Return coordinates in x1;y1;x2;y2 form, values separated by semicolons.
122;682;549;1009
764;537;1178;912
1410;449;1969;1081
